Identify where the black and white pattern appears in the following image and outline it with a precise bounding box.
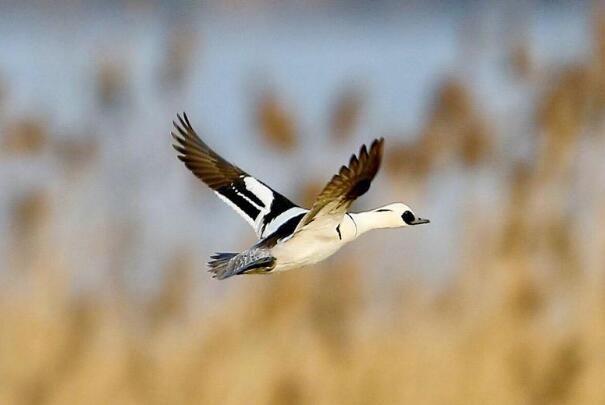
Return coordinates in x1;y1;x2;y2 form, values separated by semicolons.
257;211;307;247
171;113;306;238
213;175;308;238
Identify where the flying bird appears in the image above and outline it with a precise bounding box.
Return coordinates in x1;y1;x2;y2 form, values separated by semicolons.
172;113;429;280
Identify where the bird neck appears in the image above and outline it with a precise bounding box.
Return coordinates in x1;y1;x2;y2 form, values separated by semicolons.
349;210;402;236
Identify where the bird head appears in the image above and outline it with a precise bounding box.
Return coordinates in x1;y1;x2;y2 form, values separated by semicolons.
373;203;430;227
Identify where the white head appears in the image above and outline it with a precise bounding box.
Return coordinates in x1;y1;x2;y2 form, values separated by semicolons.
347;202;429;237
371;202;430;228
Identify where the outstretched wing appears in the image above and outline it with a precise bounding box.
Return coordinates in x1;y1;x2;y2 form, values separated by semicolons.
294;138;384;232
172;113;306;238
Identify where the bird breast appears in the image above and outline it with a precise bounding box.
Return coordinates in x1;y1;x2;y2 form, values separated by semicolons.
271;214;357;271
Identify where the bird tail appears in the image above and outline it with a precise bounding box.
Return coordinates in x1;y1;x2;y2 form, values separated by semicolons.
208;252;238;279
208;252;276;280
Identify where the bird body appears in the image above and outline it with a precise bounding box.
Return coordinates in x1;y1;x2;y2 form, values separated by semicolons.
271;212;353;271
172;113;429;280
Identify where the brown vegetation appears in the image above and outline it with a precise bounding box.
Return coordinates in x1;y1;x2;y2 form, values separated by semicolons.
2;10;605;405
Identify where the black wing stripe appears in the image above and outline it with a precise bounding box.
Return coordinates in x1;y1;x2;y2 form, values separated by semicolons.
260;194;299;233
217;185;261;221
237;181;266;208
260;206;308;237
258;212;306;248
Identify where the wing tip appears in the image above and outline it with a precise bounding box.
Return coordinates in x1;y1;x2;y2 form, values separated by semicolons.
345;137;384;172
171;112;207;155
172;111;193;136
370;137;384;153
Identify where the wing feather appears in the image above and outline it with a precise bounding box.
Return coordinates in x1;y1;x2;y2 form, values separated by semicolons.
171;113;302;237
295;138;384;231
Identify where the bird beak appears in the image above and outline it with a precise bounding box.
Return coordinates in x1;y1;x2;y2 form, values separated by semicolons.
411;218;430;225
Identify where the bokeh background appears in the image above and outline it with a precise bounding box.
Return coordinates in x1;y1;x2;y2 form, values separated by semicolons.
2;1;605;404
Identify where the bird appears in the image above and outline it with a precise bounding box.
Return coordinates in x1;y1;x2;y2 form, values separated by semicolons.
171;113;430;280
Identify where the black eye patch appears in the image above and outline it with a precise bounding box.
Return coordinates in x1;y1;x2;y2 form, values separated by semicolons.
401;210;415;224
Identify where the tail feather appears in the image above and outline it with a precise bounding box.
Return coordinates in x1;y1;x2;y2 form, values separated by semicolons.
208;252;238;279
207;251;276;280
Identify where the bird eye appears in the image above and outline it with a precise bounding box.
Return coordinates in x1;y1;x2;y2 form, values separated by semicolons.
401;210;415;225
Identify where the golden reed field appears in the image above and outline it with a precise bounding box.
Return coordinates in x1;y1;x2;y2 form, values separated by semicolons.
2;4;605;405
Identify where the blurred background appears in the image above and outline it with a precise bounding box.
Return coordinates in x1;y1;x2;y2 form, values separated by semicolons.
2;0;605;404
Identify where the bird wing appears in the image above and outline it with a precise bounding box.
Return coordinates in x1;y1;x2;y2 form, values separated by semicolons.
294;138;384;232
172;113;305;238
